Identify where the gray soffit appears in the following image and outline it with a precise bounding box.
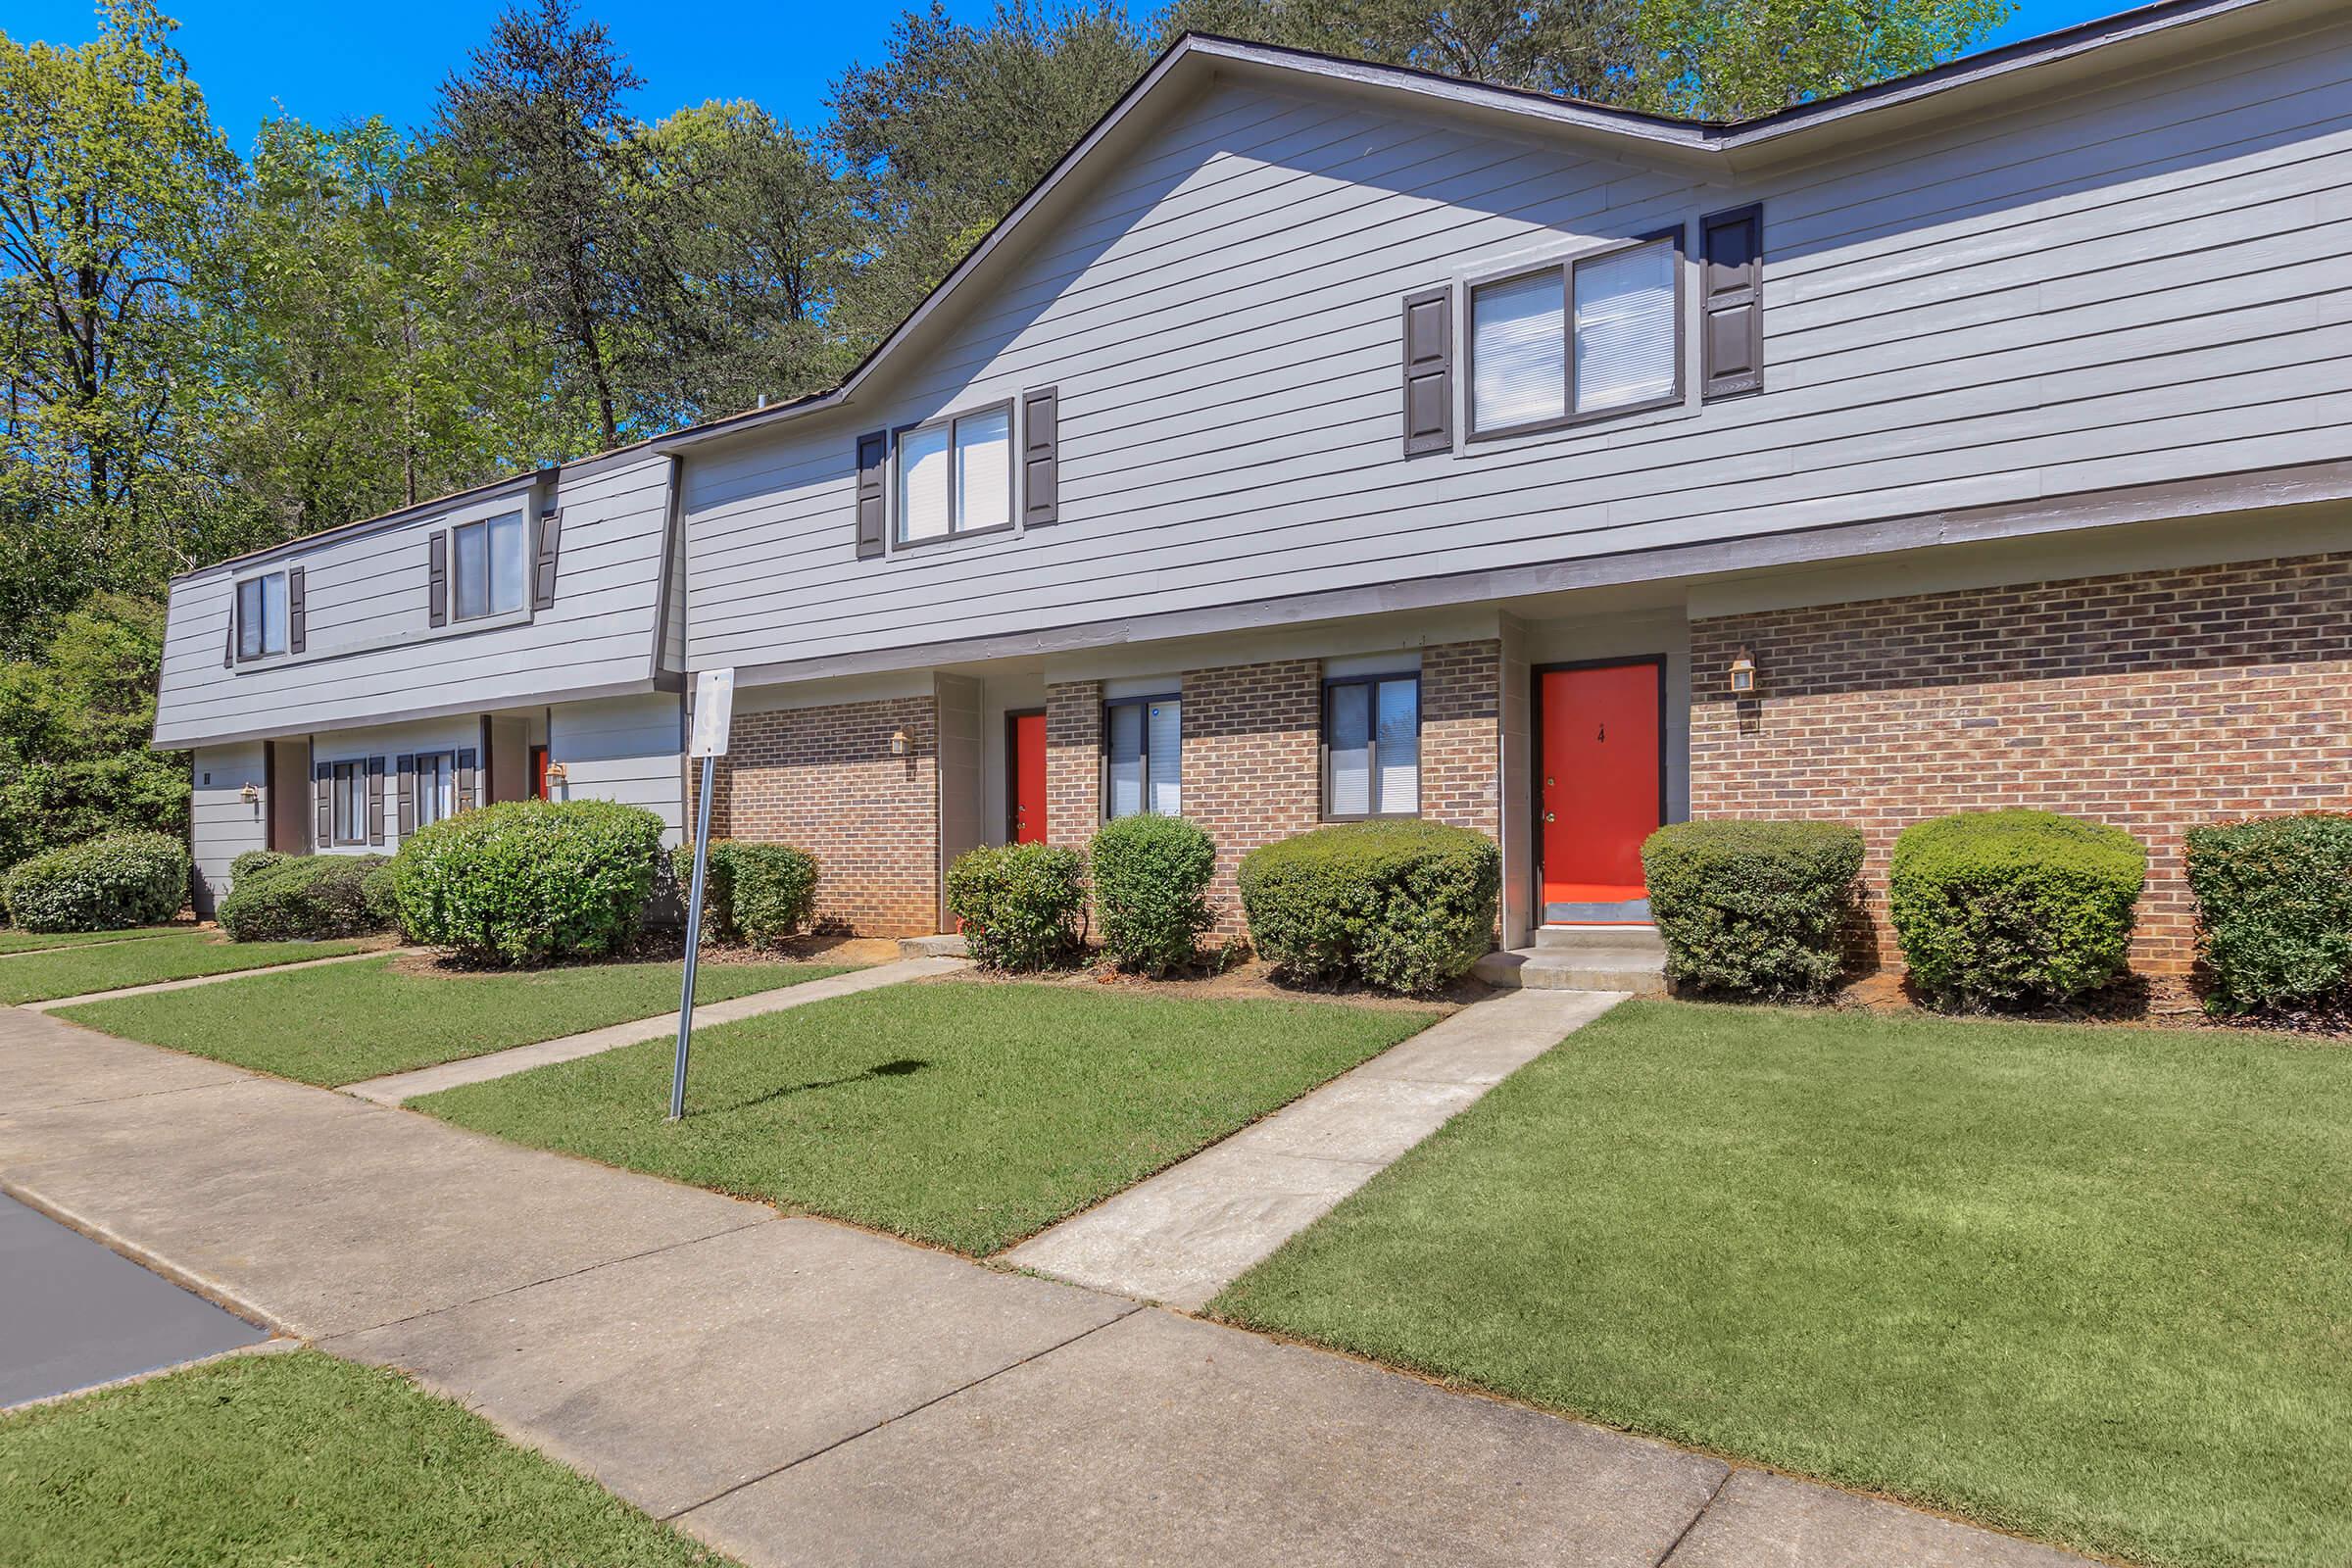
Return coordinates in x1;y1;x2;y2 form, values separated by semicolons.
718;458;2352;690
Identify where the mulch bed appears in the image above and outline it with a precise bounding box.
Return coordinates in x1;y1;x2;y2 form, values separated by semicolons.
933;953;1479;1015
1832;966;2351;1039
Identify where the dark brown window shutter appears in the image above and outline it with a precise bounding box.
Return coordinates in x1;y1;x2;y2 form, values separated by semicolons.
396;754;416;837
1700;204;1764;401
457;747;477;810
368;757;387;846
287;567;307;655
532;511;562;611
854;432;888;560
428;531;449;626
1021;387;1058;526
315;761;332;848
1400;287;1452;457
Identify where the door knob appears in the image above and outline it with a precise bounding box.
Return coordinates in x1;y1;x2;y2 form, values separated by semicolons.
1544;811;1555;823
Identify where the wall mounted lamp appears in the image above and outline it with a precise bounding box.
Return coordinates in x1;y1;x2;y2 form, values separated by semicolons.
1729;647;1759;697
543;760;570;784
239;783;262;806
888;728;910;757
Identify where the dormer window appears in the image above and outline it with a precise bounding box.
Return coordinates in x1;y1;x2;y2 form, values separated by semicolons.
1468;230;1682;438
236;571;288;661
453;510;527;620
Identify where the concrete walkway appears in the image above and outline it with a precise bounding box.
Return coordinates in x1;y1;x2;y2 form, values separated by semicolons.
23;943;405;1011
0;1006;2086;1567
1005;988;1626;1306
343;956;967;1104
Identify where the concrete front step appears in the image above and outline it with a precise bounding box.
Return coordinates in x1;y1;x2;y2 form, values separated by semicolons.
1533;923;1666;956
898;933;969;958
1475;947;1667;997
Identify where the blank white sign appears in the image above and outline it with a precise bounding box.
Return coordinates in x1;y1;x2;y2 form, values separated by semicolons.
689;669;737;758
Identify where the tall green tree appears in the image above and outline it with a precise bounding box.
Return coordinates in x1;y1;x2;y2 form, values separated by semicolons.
637;101;854;422
828;1;1149;344
0;0;240;652
210;116;579;539
435;0;660;449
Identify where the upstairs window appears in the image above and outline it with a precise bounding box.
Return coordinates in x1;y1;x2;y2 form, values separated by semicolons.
453;511;527;620
1104;694;1181;818
236;571;288;661
1469;231;1681;438
1324;674;1420;820
898;404;1011;544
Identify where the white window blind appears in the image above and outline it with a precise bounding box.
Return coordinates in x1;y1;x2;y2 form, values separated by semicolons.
1105;696;1182;819
1147;700;1182;815
487;512;526;615
1575;239;1677;414
1375;679;1419;813
955;407;1010;531
1106;702;1145;817
898;422;951;542
1327;683;1371;817
1471;270;1566;430
1325;676;1418;816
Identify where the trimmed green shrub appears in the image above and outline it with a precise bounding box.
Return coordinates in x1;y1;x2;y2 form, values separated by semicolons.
1091;813;1217;975
2184;811;2352;1016
945;842;1087;972
1239;820;1499;996
1642;819;1863;999
218;854;391;943
3;830;187;932
1887;809;2145;1010
673;840;820;946
228;850;289;886
391;799;663;964
360;859;402;928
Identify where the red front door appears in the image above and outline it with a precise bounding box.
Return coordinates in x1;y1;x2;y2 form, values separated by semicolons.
1540;662;1661;922
1010;712;1048;844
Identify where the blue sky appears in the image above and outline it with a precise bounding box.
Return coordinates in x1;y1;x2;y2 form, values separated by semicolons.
9;0;2128;149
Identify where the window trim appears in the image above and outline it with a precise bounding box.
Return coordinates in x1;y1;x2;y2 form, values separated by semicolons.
328;760;368;847
1463;224;1687;443
1320;672;1424;822
1100;691;1182;821
892;398;1018;551
234;569;290;663
447;507;532;624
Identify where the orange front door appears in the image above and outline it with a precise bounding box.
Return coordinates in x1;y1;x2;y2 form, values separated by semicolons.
1011;712;1048;844
1540;662;1661;921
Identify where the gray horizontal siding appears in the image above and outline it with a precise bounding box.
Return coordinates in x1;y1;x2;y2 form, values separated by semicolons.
188;743;267;916
550;694;687;846
156;454;673;748
682;18;2352;673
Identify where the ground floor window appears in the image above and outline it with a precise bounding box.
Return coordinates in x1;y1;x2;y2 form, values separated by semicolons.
414;752;457;827
1325;674;1420;818
1104;695;1181;817
330;760;367;846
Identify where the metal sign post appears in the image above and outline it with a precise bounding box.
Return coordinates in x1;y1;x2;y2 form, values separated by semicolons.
670;668;736;1122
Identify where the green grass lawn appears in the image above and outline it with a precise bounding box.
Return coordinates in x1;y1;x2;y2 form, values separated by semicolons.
0;931;380;1005
0;925;185;955
416;981;1437;1255
1212;1001;2352;1568
57;956;856;1086
0;1349;731;1567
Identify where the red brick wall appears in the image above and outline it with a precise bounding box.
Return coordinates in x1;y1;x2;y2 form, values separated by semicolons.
1689;553;2352;973
1422;640;1503;841
702;695;940;936
1180;660;1324;931
1044;679;1101;858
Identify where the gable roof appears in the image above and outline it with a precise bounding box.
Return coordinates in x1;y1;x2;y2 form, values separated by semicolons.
657;0;2320;454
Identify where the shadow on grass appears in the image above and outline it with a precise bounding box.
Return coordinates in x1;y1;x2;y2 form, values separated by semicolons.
707;1056;930;1113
